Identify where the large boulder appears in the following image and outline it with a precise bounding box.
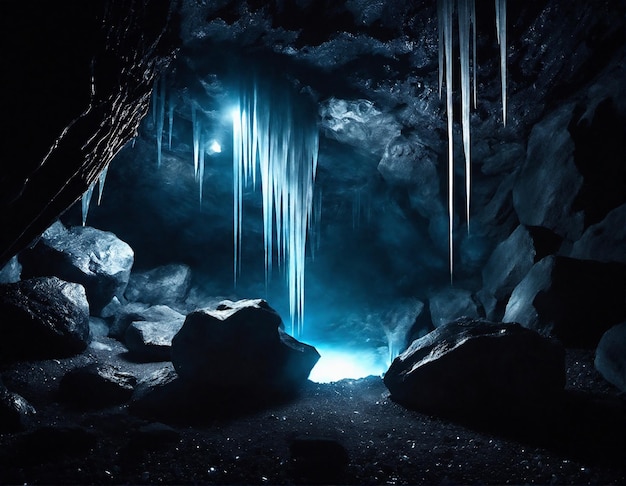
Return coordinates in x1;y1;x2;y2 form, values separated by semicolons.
108;303;184;341
0;277;90;361
171;299;320;390
20;222;134;315
384;318;565;417
594;323;626;393
125;319;185;362
503;256;626;347
0;379;36;432
124;263;191;307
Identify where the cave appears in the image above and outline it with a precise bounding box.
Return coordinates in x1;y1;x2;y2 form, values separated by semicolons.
0;0;624;484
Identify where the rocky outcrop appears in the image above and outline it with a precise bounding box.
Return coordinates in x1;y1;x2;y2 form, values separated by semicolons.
0;380;36;432
20;222;134;315
0;277;90;361
594;323;626;393
108;304;184;342
384;317;565;417
125;319;185;362
504;256;626;347
171;299;320;390
124;263;191;307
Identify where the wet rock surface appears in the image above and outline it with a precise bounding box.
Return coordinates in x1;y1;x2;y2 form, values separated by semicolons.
20;222;134;315
124;263;191;307
125;319;185;362
108;303;184;341
0;277;90;361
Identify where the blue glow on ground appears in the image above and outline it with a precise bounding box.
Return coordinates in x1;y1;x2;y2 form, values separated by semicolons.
308;345;389;383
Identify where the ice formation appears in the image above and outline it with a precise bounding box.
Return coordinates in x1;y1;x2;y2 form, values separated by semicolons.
97;164;109;206
438;0;506;281
81;182;95;226
232;79;319;336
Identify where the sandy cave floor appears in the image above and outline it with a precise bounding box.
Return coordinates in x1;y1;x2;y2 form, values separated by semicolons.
0;335;624;485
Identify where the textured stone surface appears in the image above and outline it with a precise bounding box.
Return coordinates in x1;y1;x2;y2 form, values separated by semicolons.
428;288;481;328
0;277;90;361
171;299;320;390
0;380;36;432
20;222;134;315
384;318;565;416
569;204;626;264
60;363;137;408
125;263;191;307
0;256;21;284
125;319;185;362
594;323;626;393
108;304;184;341
504;256;626;347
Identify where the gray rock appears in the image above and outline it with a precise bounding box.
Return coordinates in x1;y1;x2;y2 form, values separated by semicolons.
171;299;320;390
60;363;137;408
428;288;481;328
0;277;90;361
0;380;36;432
20;222;134;314
504;256;626;347
512;104;584;240
0;256;21;284
594;323;626;393
125;263;191;307
108;303;183;341
125;319;185;362
569;204;626;264
129;365;184;419
384;318;565;416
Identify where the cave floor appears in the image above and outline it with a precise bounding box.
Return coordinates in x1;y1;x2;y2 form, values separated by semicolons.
0;338;624;485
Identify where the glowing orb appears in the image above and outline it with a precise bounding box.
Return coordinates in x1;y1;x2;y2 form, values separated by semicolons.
209;140;221;153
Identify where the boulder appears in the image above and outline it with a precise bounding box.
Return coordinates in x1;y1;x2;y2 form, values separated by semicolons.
0;255;21;284
0;277;90;361
569;203;626;264
60;363;137;408
125;319;185;362
384;318;565;416
503;256;626;347
594;323;626;393
129;365;185;420
428;288;481;328
171;299;320;390
124;263;191;307
20;222;134;315
108;303;184;341
0;380;36;432
512;104;584;240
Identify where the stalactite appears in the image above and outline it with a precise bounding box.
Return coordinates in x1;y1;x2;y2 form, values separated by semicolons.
81;182;95;226
97;164;109;205
156;76;165;167
232;79;318;336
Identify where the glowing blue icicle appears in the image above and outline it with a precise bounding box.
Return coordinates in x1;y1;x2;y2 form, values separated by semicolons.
198;133;205;204
437;0;444;98
232;106;243;283
458;0;472;229
156;77;165;167
192;105;199;179
496;0;507;125
471;0;477;108
442;0;454;283
97;164;109;206
168;97;174;150
81;182;96;227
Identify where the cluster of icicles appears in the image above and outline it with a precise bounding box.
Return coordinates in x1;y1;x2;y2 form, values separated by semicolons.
232;80;319;337
439;0;507;281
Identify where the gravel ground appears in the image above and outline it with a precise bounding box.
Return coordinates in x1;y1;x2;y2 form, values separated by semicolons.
0;338;624;485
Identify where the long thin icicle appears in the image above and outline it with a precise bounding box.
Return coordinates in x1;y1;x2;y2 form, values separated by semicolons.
156;77;165;167
458;0;472;229
233;78;318;336
97;164;109;205
81;182;95;227
496;0;507;125
192;105;199;179
168;97;174;150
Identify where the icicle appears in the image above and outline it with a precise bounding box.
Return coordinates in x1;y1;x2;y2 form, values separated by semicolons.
232;79;318;336
168;97;174;150
496;0;507;125
471;0;477;108
151;79;157;127
81;182;95;227
437;0;445;98
192;105;199;179
458;0;472;229
156;77;165;167
198;132;205;204
97;164;109;205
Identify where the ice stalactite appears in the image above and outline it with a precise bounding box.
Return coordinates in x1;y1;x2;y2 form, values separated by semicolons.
192;105;199;179
156;77;165;167
437;0;506;282
198;131;205;204
97;164;109;206
190;105;206;204
496;0;507;125
81;182;95;226
168;96;175;150
233;80;319;336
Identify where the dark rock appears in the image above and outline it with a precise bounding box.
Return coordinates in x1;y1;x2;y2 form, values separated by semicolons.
290;436;349;478
0;277;90;361
0;380;36;432
594;323;626;393
384;318;565;417
428;288;481;328
569;204;626;264
20;222;134;315
171;299;320;390
129;365;185;420
60;363;137;408
125;319;185;362
124;263;191;307
0;256;21;284
513;104;584;240
503;256;626;347
108;303;184;341
89;316;109;338
480;142;525;176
